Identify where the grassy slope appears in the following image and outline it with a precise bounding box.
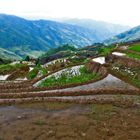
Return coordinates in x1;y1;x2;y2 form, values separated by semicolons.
128;44;140;52
0;63;27;75
126;53;140;60
39;67;99;87
125;44;140;60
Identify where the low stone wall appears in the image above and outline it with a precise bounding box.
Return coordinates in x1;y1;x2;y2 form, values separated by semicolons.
108;67;140;89
0;81;32;89
0;70;108;93
0;60;107;92
1;58;140;106
0;63;84;90
0;93;140;106
0;88;139;99
30;62;85;85
0;61;108;93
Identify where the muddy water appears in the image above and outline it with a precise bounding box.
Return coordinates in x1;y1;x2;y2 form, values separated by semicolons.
0;75;9;80
112;52;126;56
92;57;105;64
0;102;140;140
0;103;88;125
0;94;139;124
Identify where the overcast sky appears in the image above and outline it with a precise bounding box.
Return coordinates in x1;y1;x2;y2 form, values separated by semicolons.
0;0;140;27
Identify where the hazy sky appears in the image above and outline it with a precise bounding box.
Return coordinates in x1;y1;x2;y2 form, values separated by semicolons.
0;0;140;26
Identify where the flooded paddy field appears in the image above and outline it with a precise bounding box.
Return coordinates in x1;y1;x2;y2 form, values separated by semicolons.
0;102;140;140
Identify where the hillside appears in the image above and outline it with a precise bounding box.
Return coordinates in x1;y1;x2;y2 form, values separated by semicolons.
0;14;97;59
62;18;130;41
39;43;112;64
0;14;129;60
105;25;140;44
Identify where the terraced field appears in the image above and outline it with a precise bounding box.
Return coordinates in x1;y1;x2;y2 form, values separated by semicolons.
0;54;140;140
0;56;139;105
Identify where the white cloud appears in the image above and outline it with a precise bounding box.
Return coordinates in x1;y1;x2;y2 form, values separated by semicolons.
0;0;140;26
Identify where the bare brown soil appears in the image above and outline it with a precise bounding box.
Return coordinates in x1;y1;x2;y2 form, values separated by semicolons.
0;103;140;140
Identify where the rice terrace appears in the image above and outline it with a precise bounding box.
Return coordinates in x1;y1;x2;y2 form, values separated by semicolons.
0;0;140;139
0;41;140;139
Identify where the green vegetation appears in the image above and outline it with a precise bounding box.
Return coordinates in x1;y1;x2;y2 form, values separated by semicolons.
39;66;99;87
128;44;140;52
111;63;140;88
119;72;140;88
39;43;115;65
0;58;11;65
40;44;77;58
27;68;38;80
98;45;115;56
24;55;30;61
68;57;88;64
33;120;46;126
126;53;140;60
0;63;27;75
130;78;140;88
1;15;106;60
27;65;47;80
126;44;140;60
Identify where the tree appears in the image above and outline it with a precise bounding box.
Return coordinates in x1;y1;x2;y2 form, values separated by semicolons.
24;55;30;61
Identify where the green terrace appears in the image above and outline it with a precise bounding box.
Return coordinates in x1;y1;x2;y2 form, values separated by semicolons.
128;44;140;52
126;52;140;60
38;66;99;88
124;44;140;60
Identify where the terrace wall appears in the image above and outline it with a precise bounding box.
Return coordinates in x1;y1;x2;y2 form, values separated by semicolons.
106;54;140;68
0;88;140;105
0;61;108;93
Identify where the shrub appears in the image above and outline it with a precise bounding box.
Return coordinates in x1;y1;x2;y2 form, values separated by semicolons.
0;63;28;75
27;65;47;80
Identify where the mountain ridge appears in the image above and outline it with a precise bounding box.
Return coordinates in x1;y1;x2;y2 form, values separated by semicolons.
61;18;130;41
0;14;130;59
104;25;140;44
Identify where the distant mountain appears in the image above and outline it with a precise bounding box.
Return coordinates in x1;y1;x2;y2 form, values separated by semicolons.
105;25;140;44
0;14;130;60
61;18;130;41
0;14;97;59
